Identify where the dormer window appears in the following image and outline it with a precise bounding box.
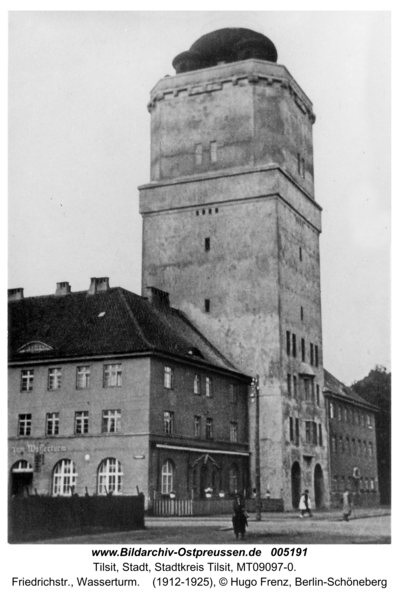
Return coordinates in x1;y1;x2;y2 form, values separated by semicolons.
187;347;204;359
18;341;53;353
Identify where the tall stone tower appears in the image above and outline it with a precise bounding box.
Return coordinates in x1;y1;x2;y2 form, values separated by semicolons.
139;28;330;509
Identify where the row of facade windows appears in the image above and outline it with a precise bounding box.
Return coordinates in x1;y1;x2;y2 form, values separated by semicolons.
164;412;238;442
13;457;243;497
165;368;239;401
289;417;323;446
13;457;122;496
20;365;122;392
17;410;121;437
287;374;321;405
165;368;214;397
16;411;239;441
331;435;374;457
329;401;373;428
20;366;232;400
286;331;319;366
331;475;377;493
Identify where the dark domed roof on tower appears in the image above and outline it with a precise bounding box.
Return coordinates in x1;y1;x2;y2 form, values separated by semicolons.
172;28;278;74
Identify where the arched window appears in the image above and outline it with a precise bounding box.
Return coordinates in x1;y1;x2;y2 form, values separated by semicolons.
53;459;77;496
97;458;123;495
161;460;174;494
229;464;239;494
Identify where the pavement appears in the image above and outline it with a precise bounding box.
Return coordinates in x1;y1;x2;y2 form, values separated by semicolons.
145;506;391;525
37;507;391;545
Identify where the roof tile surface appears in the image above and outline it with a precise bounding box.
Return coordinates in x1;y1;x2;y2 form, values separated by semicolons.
8;287;241;374
323;368;376;410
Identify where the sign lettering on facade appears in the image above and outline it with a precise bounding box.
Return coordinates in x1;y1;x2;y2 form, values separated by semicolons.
11;444;67;454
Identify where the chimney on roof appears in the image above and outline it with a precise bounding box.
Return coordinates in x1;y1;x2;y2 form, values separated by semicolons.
8;288;24;301
55;281;71;296
88;277;110;295
146;286;170;309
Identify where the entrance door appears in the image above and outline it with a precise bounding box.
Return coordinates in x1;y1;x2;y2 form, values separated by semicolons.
11;460;33;496
291;462;301;509
314;463;325;508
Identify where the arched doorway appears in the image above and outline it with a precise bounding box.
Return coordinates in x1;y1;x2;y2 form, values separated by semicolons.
291;461;301;509
314;463;325;508
11;460;33;496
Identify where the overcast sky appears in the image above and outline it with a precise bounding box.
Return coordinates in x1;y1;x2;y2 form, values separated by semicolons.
8;11;390;385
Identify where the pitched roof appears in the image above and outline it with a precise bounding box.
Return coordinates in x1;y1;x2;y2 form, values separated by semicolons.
8;287;244;376
323;368;377;411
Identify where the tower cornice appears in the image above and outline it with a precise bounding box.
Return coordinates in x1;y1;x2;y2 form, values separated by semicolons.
148;59;315;124
139;164;322;233
139;163;321;209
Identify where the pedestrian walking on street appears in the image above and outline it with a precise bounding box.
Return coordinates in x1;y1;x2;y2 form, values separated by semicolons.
299;489;313;518
342;488;353;522
232;493;248;540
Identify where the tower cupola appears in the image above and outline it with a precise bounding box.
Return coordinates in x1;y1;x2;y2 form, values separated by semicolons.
172;28;278;74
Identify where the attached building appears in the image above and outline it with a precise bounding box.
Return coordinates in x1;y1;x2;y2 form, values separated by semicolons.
8;280;250;503
324;369;379;506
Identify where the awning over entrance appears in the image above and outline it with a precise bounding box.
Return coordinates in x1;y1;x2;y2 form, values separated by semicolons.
190;453;221;469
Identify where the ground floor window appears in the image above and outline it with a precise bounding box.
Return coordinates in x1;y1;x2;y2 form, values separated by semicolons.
161;459;174;494
229;465;239;494
97;458;123;495
53;459;77;496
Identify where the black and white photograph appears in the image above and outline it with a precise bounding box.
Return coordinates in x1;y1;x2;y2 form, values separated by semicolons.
6;8;393;584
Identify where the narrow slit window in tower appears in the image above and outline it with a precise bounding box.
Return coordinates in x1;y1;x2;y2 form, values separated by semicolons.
210;141;217;163
195;143;203;165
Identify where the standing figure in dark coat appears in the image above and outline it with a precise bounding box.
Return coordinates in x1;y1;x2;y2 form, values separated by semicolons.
232;494;248;539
